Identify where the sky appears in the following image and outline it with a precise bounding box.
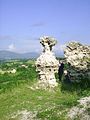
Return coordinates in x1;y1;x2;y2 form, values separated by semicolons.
0;0;90;53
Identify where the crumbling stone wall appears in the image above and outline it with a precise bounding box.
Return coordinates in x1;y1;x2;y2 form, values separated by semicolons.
35;36;59;88
64;41;90;82
64;42;90;70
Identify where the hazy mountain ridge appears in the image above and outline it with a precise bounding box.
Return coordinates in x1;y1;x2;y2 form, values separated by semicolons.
0;50;64;60
0;50;39;60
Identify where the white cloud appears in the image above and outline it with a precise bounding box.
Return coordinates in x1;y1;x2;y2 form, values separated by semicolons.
0;35;14;40
53;44;66;52
8;43;16;51
59;44;66;51
16;40;42;53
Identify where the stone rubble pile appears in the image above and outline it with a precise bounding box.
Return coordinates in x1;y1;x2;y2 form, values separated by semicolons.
35;36;59;88
10;110;37;120
68;96;90;120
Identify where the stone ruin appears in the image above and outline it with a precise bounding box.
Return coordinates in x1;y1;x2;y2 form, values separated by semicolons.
64;41;90;82
64;41;90;70
35;36;59;88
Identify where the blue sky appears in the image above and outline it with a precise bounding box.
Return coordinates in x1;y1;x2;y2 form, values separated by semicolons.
0;0;90;53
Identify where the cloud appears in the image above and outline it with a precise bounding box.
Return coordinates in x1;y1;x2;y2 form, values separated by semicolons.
53;44;66;52
30;22;45;27
59;44;66;51
0;35;14;40
8;43;16;51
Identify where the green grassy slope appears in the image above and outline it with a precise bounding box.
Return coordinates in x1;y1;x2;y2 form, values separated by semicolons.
0;83;79;120
0;59;90;120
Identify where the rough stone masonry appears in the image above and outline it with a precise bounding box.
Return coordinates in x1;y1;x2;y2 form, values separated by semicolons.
64;41;90;82
64;41;90;70
35;36;59;88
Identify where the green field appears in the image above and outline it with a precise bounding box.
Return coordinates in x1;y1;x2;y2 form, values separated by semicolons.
0;59;90;120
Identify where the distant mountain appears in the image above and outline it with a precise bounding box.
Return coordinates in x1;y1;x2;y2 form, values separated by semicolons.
0;50;64;60
0;50;39;60
22;52;40;59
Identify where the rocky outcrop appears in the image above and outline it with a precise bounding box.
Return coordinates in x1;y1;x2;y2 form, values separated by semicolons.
64;42;90;82
35;36;59;88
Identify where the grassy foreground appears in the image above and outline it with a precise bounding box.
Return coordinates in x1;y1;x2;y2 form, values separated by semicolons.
0;83;79;120
0;59;90;120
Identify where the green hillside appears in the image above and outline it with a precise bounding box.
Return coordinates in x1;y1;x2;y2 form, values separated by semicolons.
0;59;90;120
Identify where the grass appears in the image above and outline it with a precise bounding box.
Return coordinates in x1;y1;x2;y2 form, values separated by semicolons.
0;82;80;120
0;59;90;120
0;60;38;93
